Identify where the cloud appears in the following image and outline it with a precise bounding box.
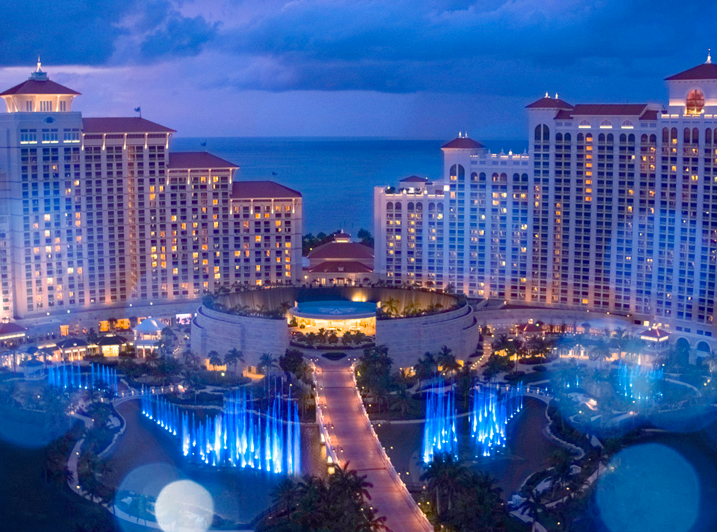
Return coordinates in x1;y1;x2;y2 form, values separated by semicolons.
0;0;217;66
2;0;717;139
207;0;716;92
140;13;219;59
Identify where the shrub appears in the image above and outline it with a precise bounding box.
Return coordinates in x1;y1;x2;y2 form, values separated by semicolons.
504;371;526;382
521;355;548;365
533;365;548;373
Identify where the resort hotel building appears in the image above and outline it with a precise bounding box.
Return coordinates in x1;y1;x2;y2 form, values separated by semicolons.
0;62;303;328
375;56;717;349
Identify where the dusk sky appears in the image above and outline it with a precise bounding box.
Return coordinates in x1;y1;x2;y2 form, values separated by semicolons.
1;0;715;139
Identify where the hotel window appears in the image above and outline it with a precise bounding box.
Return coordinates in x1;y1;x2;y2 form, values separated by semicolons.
20;129;37;144
40;101;52;112
686;89;705;115
26;101;33;112
63;129;80;143
41;129;58;143
59;101;66;112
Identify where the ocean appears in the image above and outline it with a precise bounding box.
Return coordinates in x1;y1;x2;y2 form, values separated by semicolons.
172;137;527;234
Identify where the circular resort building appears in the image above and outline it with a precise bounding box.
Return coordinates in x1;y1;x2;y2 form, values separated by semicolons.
191;287;481;370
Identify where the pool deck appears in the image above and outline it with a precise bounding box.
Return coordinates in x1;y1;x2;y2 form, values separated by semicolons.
314;360;432;532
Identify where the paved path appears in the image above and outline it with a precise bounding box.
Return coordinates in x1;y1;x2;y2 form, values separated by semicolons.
315;361;432;532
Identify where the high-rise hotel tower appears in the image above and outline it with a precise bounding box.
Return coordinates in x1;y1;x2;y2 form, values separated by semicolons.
0;63;302;321
375;56;717;341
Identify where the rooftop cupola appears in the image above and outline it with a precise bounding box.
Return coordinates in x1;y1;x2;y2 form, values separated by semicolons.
0;59;81;113
665;51;717;114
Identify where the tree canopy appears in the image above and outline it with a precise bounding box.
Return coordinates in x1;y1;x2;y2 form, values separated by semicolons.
259;463;387;532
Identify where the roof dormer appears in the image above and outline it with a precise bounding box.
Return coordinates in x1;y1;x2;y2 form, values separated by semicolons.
0;59;80;113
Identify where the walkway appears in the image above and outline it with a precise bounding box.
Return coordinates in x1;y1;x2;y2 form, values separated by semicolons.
314;361;432;532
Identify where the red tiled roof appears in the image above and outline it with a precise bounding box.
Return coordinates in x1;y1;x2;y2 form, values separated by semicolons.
556;106;662;121
231;181;302;199
97;335;127;346
441;137;484;149
0;79;80;96
56;338;88;349
310;261;373;274
168;152;238;169
525;97;573;109
639;328;670;340
308;241;374;260
400;175;429;183
566;104;650;116
82;117;175;134
0;322;27;337
666;62;717;81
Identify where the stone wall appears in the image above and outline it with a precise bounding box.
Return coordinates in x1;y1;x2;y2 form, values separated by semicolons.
213;286;458;316
194;287;470;371
375;304;480;369
191;305;289;369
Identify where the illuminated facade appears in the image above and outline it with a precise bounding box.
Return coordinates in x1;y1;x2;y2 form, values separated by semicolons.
374;144;531;299
375;56;717;344
0;63;303;320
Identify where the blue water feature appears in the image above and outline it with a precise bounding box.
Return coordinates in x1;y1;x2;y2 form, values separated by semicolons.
617;363;664;403
142;378;301;476
469;381;524;457
422;375;458;463
46;362;119;395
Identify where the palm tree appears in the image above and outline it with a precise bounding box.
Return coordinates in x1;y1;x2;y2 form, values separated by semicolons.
518;486;546;532
182;349;199;368
259;354;277;375
208;350;222;381
329;461;374;504
506;337;525;362
612;327;629;361
183;371;204;404
390;387;412;418
414;352;437;390
224;348;244;375
382;298;399;317
549;449;573;496
298;388;313;417
491;334;511;356
421;452;467;515
403;300;419;317
589;338;611;368
271;477;302;516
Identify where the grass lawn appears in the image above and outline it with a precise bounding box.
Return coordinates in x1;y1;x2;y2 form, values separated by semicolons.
510;370;554;386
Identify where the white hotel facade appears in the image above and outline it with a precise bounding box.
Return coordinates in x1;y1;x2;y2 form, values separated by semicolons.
375;57;717;345
0;64;303;323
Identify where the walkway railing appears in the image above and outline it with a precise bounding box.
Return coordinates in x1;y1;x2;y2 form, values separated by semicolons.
349;364;434;532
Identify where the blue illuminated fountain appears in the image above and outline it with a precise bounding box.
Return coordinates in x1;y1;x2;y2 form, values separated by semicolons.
142;378;301;475
47;361;119;394
617;363;664;402
422;375;458;463
469;381;524;457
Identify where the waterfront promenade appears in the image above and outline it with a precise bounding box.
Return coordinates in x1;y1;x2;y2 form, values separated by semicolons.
314;360;432;532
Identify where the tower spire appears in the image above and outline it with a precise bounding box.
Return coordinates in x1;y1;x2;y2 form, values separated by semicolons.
29;57;48;81
707;49;712;65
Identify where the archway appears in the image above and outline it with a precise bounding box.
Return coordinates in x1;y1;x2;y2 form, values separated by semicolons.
676;337;691;351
